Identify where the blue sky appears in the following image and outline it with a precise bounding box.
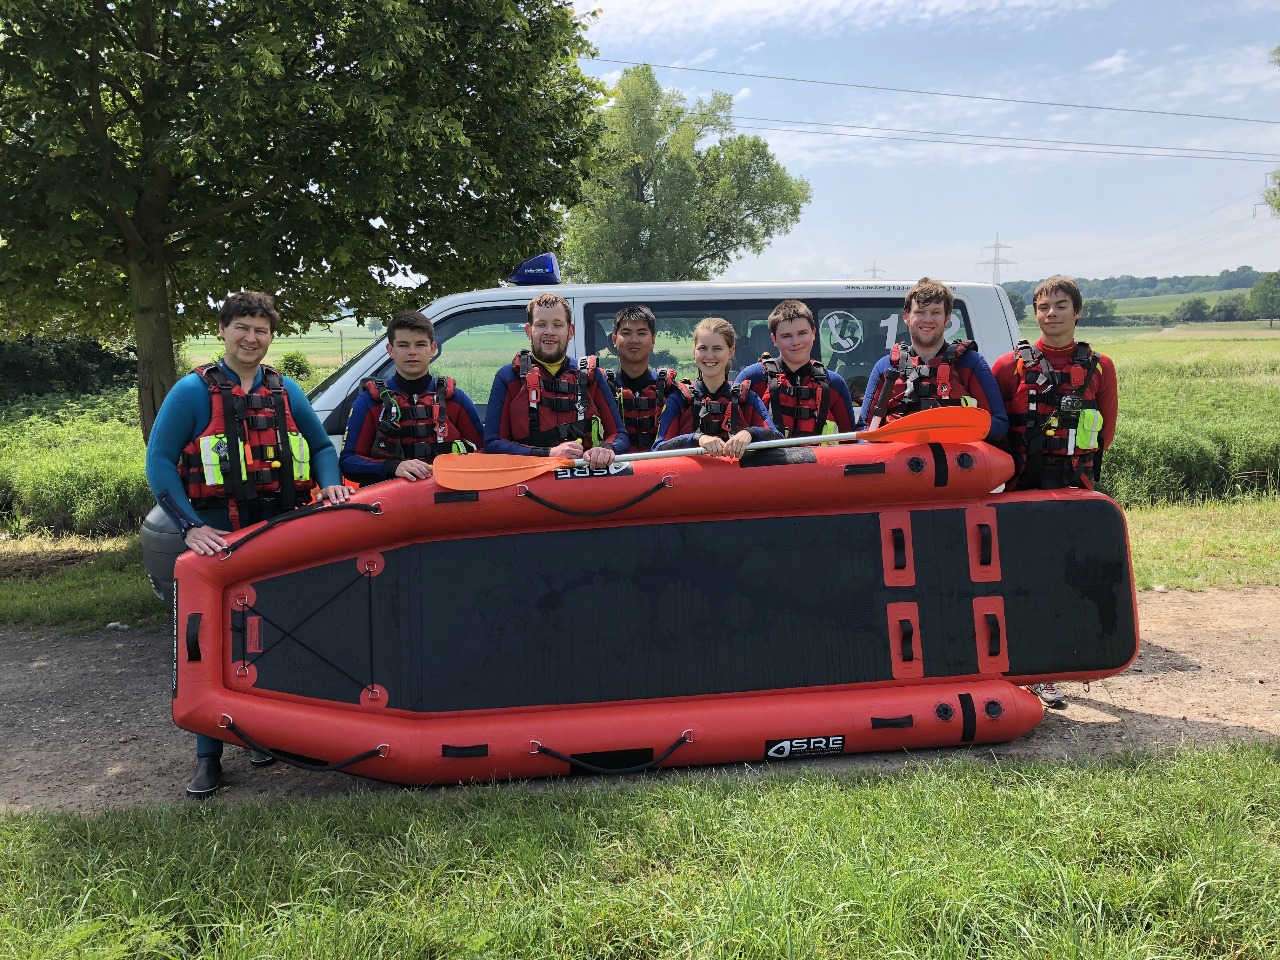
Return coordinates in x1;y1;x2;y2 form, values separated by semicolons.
570;0;1280;285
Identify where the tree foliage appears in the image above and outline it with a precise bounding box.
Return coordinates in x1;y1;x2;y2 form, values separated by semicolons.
1003;266;1262;303
561;65;811;283
1081;297;1117;323
1248;271;1280;322
1171;296;1210;323
1208;292;1254;322
0;0;600;433
1004;289;1026;321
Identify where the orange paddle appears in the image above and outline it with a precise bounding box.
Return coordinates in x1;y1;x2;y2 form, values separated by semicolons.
433;406;991;491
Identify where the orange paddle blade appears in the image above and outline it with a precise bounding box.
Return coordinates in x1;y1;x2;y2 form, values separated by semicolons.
432;453;575;491
860;406;991;443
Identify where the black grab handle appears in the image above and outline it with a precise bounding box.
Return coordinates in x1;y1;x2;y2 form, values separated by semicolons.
221;717;386;772
533;731;692;775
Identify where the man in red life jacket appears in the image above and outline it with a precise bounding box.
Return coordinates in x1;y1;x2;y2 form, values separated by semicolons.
483;292;628;466
991;274;1118;710
145;291;349;798
860;277;1008;442
340;310;484;485
603;304;678;452
735;299;857;438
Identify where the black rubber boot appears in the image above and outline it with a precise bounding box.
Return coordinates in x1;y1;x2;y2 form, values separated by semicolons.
186;756;221;799
248;748;277;767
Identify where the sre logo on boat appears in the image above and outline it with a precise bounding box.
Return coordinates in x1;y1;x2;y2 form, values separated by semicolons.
764;735;845;759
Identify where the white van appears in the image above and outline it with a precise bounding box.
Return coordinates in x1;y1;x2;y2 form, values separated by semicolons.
141;271;1020;602
309;277;1021;449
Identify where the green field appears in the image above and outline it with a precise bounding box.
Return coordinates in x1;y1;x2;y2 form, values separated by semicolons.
1110;287;1253;317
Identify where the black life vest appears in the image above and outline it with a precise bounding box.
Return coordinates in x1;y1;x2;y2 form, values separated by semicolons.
868;339;977;425
760;354;831;438
605;367;678;452
1004;339;1103;490
675;379;754;440
363;376;473;463
508;351;602;447
179;363;316;529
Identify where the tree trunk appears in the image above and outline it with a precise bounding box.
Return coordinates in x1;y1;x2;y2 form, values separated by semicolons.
130;253;176;440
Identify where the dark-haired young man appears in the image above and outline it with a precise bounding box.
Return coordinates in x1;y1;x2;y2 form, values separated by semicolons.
603;304;678;452
340;310;483;485
146;290;349;798
860;277;1008;442
484;292;628;466
735;299;856;438
991;275;1118;711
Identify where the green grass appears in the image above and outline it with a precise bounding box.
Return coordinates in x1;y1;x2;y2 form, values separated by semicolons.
1110;288;1253;317
0;536;162;631
1127;499;1280;590
1;745;1277;958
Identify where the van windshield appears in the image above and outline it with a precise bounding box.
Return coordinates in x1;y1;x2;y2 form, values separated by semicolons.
584;298;973;402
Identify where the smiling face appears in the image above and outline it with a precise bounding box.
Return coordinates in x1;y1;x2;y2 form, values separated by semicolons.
771;317;816;369
220;314;273;374
903;300;949;354
694;329;734;384
1034;289;1081;347
526;302;574;364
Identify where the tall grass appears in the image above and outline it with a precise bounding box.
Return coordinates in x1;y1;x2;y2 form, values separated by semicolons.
1;745;1277;958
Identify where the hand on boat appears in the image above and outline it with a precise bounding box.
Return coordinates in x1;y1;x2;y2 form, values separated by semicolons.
394;459;434;482
319;484;351;503
724;430;753;459
184;525;229;556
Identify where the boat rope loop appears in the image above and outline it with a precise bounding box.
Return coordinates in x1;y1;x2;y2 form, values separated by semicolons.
220;715;386;771
232;568;378;696
222;501;382;556
515;478;671;517
531;730;693;775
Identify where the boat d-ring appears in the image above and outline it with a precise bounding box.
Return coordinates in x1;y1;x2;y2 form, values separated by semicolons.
528;739;542;755
662;475;675;488
516;484;530;497
218;713;233;729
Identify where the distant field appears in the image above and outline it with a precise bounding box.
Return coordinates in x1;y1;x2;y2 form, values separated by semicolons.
1110;287;1252;316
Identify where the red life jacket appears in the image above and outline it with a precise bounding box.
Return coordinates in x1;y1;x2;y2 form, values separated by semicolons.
1004;339;1103;490
508;351;602;447
675;379;754;440
179;363;316;529
363;376;473;463
760;354;831;438
605;367;677;451
868;339;976;424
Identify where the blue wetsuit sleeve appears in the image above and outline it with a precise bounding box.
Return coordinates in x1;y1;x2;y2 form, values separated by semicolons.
859;357;892;427
590;368;629;454
747;392;781;441
145;373;210;530
827;371;858;431
338;386;388;485
284;378;342;488
653;393;696;450
961;352;1009;441
483;366;541;455
453;388;485;445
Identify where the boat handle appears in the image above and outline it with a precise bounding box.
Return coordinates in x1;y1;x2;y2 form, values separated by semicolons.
530;730;694;775
516;479;670;517
219;714;388;771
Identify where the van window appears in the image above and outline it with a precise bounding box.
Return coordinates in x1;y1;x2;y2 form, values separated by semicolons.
583;299;972;402
322;306;530;439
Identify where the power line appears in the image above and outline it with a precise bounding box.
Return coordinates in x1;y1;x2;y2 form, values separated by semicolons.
731;115;1280;160
731;122;1280;163
590;58;1280;126
865;260;886;279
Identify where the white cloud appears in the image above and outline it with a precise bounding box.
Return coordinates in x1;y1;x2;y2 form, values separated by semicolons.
1085;50;1129;75
736;86;752;100
575;0;1113;42
675;47;718;67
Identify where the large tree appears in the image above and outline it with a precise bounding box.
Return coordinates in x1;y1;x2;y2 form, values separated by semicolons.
561;64;810;283
1248;271;1280;326
0;0;599;434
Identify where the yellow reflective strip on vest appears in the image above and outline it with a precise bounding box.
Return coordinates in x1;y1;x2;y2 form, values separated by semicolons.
199;434;227;485
288;432;312;482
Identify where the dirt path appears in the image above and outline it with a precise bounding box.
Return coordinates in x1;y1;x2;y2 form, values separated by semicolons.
2;588;1277;814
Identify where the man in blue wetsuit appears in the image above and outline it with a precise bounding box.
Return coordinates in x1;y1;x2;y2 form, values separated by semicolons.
484;292;627;465
340;310;484;485
146;290;349;799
